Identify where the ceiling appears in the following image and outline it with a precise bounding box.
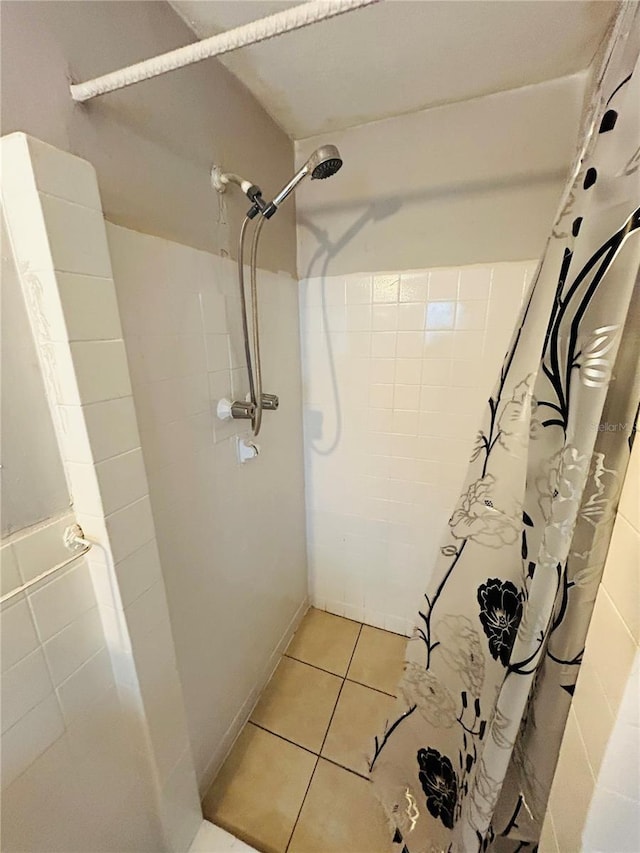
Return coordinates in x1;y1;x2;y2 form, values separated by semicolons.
170;0;616;140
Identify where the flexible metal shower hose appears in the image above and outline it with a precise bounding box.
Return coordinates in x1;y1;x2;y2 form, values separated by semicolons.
237;214;266;437
250;217;266;436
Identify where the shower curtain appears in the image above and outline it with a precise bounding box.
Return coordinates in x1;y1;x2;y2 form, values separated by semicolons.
372;5;640;851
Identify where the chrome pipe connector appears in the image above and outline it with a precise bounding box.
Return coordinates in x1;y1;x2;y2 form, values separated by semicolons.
217;398;256;421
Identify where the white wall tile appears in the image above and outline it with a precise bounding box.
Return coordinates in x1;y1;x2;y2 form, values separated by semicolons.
69;340;132;404
104;496;156;564
425;301;455;330
1;648;53;733
60;396;140;465
372;273;399;303
601;514;639;643
584;588;636;715
1;598;40;672
38;194;112;277
114;538;163;608
458;265;492;300
56;648;114;725
26;136;102;211
161;747;202;853
28;561;96;642
346;303;371;331
346;275;372;304
455;299;488;330
205;333;230;372
300;261;530;629
548;437;640;849
397;303;426;331
43;606;105;685
109;223;308;799
396;331;423;359
0;545;21;597
372;304;398;331
618;440;639;529
94;448;148;516
1;693;65;788
583;788;640;852
428;268;459;300
399;272;428;303
10;515;73;585
56;272;123;341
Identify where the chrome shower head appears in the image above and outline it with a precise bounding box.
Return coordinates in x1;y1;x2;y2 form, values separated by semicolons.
263;144;342;218
307;145;343;180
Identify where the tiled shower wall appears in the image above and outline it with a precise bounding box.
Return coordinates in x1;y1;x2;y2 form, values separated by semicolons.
107;225;308;790
299;261;536;634
543;439;640;852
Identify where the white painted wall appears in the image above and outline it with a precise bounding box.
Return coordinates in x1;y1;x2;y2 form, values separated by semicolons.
107;224;308;791
1;1;297;276
543;439;640;852
295;74;587;278
300;259;536;633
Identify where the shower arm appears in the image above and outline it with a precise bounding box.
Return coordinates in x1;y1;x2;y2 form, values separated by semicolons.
215;169;268;218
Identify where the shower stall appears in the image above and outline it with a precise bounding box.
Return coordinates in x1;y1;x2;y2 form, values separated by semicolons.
1;2;638;853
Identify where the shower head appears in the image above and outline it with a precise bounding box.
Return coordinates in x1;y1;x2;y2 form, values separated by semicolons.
307;145;343;180
263;145;342;218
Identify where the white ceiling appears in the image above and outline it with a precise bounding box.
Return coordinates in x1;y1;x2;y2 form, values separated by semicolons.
170;0;616;140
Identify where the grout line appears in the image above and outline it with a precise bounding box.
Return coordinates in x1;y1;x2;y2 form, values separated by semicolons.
285;755;319;851
320;624;363;756
285;624;363;853
320;755;372;783
247;721;318;759
282;652;349;680
344;676;397;699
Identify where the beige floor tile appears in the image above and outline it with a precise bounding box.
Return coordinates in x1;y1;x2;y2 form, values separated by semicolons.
347;625;407;695
322;680;397;776
202;723;315;853
250;657;342;752
286;608;361;676
288;758;391;853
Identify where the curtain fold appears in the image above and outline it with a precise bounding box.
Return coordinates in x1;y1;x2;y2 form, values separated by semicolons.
372;5;640;851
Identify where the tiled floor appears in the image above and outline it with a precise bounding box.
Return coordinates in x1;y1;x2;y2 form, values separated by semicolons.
203;608;407;853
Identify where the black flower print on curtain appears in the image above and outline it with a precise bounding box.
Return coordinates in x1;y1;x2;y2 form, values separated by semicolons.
477;580;524;667
371;5;640;852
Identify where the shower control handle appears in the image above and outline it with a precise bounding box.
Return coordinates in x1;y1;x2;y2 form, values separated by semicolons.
261;393;279;411
244;392;279;411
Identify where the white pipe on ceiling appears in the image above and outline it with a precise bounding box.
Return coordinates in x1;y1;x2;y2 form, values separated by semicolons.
70;0;381;103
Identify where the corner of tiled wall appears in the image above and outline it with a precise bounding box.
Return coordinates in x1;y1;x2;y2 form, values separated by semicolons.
1;132;202;852
299;261;535;635
543;439;640;852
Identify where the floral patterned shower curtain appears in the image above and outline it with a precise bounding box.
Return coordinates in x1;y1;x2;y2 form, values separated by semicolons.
372;5;640;851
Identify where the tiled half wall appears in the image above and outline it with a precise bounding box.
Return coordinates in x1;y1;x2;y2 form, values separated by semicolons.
107;223;308;792
299;261;537;634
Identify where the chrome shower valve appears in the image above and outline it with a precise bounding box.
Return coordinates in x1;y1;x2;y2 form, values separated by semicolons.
217;398;255;421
